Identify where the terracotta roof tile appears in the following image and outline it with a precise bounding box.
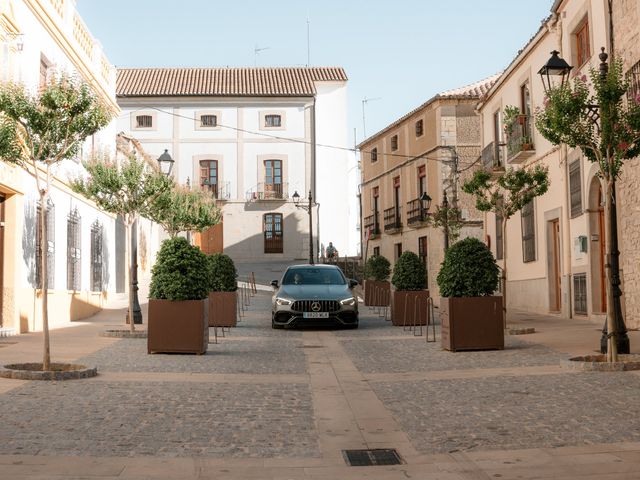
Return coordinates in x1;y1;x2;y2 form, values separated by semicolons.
116;67;348;97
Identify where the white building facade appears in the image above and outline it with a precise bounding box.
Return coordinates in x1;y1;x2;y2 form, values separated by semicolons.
116;67;358;263
1;0;124;334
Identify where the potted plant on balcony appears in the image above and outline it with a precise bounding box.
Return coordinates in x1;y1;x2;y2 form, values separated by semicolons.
148;237;210;354
363;254;391;306
437;237;502;351
502;105;520;138
390;252;428;326
208;253;238;327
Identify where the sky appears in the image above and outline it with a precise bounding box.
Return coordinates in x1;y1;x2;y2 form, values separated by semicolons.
76;0;553;145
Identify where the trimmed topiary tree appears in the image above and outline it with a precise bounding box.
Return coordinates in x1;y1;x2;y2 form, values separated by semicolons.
437;237;499;297
208;253;237;292
364;255;391;281
150;237;210;301
391;252;426;291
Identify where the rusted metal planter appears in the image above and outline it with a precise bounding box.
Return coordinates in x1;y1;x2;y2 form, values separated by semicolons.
148;298;209;354
391;290;429;326
364;280;390;307
208;291;237;327
440;296;504;351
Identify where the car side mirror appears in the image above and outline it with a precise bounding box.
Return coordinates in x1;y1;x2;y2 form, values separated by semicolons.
349;279;358;289
270;280;279;289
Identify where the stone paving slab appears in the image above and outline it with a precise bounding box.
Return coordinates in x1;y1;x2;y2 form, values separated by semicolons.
371;372;640;455
77;337;307;374
333;313;418;338
0;381;319;458
340;334;566;373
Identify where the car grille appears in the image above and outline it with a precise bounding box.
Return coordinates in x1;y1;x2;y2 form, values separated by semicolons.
291;300;340;312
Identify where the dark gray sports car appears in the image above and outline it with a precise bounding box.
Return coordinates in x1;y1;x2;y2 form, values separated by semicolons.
270;264;359;329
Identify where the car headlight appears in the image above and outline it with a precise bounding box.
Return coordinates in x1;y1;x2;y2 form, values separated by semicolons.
275;297;292;306
340;297;356;306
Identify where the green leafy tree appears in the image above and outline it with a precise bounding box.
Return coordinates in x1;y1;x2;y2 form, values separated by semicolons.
536;58;640;361
437;237;499;297
364;254;391;282
429;204;464;245
0;77;110;371
391;251;427;291
71;155;172;332
147;185;221;238
208;253;237;292
462;165;549;327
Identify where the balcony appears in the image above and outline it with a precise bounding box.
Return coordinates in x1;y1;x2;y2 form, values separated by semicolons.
507;114;535;164
481;141;504;171
246;182;288;201
363;214;381;239
406;198;429;227
383;206;402;233
201;181;231;201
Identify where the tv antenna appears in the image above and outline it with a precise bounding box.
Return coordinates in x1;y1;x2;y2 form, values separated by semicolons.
362;96;382;139
254;45;270;66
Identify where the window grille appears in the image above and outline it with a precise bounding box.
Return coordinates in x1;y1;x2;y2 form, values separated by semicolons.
626;59;640;103
35;200;55;289
569;160;582;218
390;135;398;151
573;273;587;315
521;200;536;263
67;208;81;290
135;115;153;128
265;114;282;127
90;220;104;292
200;114;217;127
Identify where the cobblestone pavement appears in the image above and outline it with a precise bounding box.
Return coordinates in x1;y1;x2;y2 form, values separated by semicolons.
78;336;307;374
371;372;640;454
3;290;640;479
340;334;566;373
0;381;318;458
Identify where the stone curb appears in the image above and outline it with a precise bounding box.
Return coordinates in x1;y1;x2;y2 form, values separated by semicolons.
99;329;147;339
509;327;536;335
560;354;640;372
0;363;98;380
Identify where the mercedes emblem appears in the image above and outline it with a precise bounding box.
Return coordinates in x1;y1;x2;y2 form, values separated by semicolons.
311;302;321;312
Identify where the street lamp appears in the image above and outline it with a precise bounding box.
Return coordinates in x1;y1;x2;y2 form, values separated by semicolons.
157;149;174;176
538;48;629;354
293;190;316;265
419;191;432;215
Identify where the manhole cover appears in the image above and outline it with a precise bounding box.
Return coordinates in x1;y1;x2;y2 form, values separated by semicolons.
343;449;403;466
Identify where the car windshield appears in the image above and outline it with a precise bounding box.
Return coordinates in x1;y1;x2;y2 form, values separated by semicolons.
282;267;346;285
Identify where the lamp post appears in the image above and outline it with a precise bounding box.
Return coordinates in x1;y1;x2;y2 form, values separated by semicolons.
293;190;315;264
538;49;629;354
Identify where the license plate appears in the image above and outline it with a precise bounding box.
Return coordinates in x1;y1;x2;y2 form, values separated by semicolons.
303;312;329;319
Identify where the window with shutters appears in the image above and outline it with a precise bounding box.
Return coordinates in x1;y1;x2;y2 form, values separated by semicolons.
90;220;104;292
371;147;378;163
521;200;536;263
35;200;55;289
569;160;583;218
390;135;398;151
67;208;81;291
575;19;590;68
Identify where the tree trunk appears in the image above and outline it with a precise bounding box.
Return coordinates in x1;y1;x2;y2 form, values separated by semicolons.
501;217;508;329
126;219;135;333
603;179;618;362
39;190;51;371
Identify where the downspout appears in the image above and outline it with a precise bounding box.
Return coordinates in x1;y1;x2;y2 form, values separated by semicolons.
312;97;319;262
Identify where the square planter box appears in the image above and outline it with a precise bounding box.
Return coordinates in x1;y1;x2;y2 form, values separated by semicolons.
391;290;429;326
148;298;209;354
364;280;390;307
440;296;504;351
209;291;237;327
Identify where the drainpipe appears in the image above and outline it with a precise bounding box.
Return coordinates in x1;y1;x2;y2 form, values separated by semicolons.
312;97;318;262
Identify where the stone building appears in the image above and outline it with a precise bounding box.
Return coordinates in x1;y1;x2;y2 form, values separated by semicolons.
613;0;640;329
357;76;496;297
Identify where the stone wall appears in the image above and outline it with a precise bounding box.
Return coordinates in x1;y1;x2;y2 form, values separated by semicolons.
614;0;640;328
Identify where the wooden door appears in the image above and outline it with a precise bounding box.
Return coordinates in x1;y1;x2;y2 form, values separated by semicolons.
194;221;224;255
264;160;282;199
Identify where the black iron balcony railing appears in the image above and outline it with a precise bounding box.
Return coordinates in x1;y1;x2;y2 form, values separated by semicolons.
201;180;231;200
246;182;288;201
406;198;429;226
481;141;503;170
363;213;380;237
383;206;402;232
507;114;535;163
